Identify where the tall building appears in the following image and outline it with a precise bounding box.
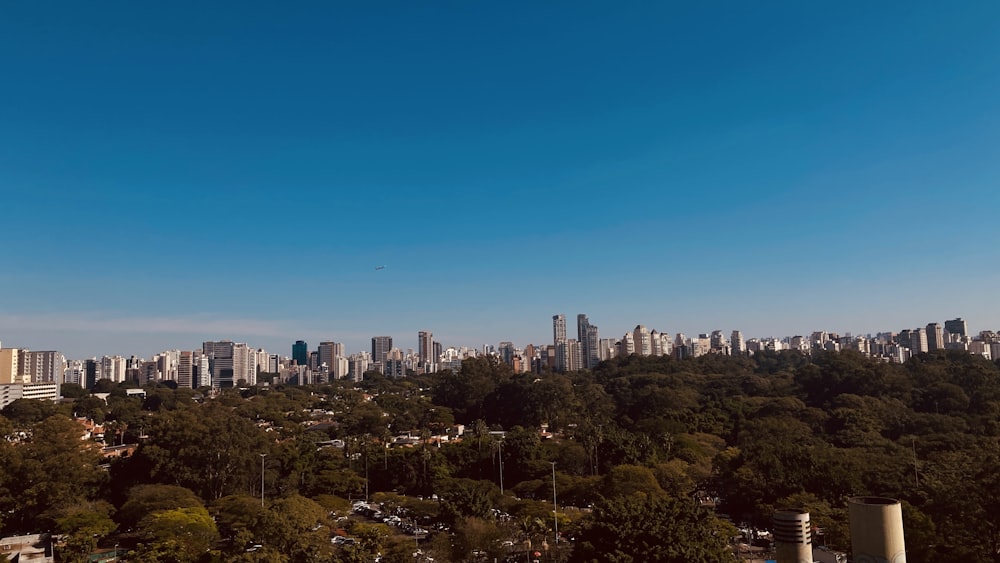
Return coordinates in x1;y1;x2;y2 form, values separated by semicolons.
371;336;393;366
926;323;944;351
0;348;24;384
577;315;600;369
385;348;406;378
552;314;568;371
178;351;194;389
348;352;371;382
84;359;99;389
731;330;746;356
418;331;434;367
318;342;343;374
553;314;567;345
201;340;238;389
292;340;309;366
944;318;968;341
566;339;583;371
100;355;127;383
621;332;636;356
498;342;515;367
19;351;66;384
633;325;652;356
911;327;928;354
64;359;85;386
195;354;211;388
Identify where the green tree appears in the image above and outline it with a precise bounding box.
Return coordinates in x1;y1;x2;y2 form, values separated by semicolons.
118;484;205;531
575;495;732;563
54;502;117;563
132;404;269;500
1;415;107;533
135;506;219;562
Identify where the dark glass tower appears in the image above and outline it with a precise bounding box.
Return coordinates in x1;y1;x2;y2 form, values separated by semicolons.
292;340;309;366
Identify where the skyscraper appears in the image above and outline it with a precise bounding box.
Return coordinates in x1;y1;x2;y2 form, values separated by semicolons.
372;336;393;366
292;340;309;366
633;325;651;356
553;315;568;371
418;331;434;367
178;351;194;389
926;323;944;351
577;314;600;369
553;314;567;345
911;327;928;354
318;341;344;374
945;318;968;340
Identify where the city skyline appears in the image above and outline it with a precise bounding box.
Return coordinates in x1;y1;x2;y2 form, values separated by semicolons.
0;312;990;362
2;2;999;359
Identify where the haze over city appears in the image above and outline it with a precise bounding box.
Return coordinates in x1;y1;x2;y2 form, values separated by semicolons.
3;2;999;359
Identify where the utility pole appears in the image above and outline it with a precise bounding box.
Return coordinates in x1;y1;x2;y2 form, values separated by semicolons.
551;462;558;557
498;439;504;495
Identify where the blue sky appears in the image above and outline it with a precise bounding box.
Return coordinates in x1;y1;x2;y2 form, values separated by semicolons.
2;1;999;359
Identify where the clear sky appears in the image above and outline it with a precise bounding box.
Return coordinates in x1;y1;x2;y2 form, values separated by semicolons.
2;1;999;359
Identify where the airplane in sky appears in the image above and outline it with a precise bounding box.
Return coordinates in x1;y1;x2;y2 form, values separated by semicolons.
374;265;386;271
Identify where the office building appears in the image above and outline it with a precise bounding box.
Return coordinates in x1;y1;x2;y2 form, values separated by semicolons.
945;318;968;341
926;323;944;351
0;383;58;409
371;336;393;368
292;340;309;366
577;315;600;369
318;342;344;374
418;331;434;368
178;351;194;389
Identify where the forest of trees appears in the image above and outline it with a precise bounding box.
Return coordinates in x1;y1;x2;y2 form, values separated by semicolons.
2;349;1000;562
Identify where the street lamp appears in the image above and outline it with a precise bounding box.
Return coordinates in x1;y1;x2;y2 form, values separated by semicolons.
260;453;267;507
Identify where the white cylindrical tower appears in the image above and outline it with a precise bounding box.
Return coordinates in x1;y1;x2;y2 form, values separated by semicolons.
848;496;906;563
773;508;813;563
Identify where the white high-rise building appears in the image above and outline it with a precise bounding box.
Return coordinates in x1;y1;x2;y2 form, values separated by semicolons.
348;352;371;382
332;356;349;379
65;359;85;386
633;325;651;356
101;355;128;383
911;328;929;354
651;330;664;356
195;354;211;388
731;330;746;356
621;332;636;356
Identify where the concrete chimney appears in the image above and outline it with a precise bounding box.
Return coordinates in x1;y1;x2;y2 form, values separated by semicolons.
773;508;813;563
848;496;906;563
